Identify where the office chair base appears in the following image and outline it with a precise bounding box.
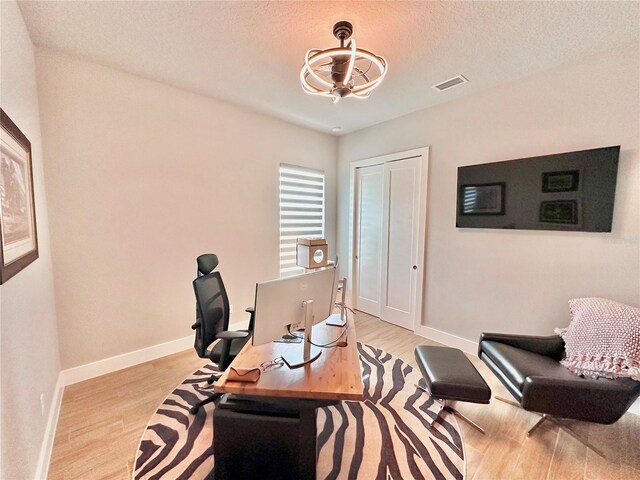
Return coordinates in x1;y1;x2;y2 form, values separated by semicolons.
416;384;486;434
496;396;606;458
190;392;222;414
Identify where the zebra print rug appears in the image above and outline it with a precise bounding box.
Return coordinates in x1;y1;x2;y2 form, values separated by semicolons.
134;343;466;479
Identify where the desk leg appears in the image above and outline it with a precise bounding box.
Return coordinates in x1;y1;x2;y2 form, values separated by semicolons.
298;400;318;480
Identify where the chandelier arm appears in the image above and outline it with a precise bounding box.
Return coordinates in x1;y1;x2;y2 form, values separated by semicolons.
300;72;323;93
303;87;334;98
350;49;386;71
352;61;373;79
301;73;336;97
343;39;357;87
351;80;381;94
350;56;387;92
300;70;318;93
352;67;370;85
314;61;334;72
301;78;328;95
304;49;334;89
351;78;383;96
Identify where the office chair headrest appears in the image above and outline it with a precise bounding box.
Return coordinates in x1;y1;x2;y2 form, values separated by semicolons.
197;254;219;276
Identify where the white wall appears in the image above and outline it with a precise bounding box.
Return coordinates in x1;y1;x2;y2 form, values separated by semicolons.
35;49;338;370
338;43;639;342
0;2;61;479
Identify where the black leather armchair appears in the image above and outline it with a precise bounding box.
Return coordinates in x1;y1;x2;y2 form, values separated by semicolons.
479;332;640;456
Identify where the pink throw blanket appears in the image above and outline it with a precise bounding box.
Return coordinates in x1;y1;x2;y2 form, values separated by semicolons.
555;297;640;381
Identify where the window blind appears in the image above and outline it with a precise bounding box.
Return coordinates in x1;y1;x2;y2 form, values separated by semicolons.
279;164;325;277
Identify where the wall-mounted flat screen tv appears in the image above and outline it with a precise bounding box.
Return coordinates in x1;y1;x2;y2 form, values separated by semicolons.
456;146;620;232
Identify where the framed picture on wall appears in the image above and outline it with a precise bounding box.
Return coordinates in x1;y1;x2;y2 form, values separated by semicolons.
0;108;38;283
459;182;506;215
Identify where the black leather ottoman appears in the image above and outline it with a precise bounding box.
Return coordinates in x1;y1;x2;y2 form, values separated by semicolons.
415;345;491;434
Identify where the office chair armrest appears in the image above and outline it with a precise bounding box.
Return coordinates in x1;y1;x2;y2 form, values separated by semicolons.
478;333;565;360
245;307;255;331
216;331;249;371
216;331;249;342
216;331;249;341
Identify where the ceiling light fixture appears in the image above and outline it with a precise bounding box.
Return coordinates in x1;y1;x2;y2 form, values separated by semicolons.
300;21;387;103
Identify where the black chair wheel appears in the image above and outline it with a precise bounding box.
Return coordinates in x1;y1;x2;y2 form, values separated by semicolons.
190;406;199;414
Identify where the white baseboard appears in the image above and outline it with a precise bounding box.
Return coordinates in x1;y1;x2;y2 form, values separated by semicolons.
61;335;193;386
35;335;195;477
35;373;64;480
630;399;640;416
414;325;478;356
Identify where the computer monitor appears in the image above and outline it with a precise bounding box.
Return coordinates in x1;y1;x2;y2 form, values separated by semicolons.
252;266;338;368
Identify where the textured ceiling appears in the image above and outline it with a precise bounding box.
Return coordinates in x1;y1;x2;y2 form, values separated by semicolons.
18;1;640;134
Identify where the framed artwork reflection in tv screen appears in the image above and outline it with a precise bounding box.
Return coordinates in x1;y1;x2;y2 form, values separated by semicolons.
542;170;580;193
0;108;38;283
539;200;579;225
459;182;505;215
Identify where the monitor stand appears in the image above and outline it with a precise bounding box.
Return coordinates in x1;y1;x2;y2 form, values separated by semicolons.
325;312;345;328
282;300;322;369
326;277;347;327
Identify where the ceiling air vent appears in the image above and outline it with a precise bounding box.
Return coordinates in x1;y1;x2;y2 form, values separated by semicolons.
432;75;468;92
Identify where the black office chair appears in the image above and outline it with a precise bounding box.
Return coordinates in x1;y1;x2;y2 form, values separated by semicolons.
190;256;255;414
193;253;219;389
194;254;221;378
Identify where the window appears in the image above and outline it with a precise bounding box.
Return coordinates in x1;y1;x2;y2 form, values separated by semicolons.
279;164;325;277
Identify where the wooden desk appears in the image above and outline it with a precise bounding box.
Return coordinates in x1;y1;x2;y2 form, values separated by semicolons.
214;316;364;401
213;317;364;480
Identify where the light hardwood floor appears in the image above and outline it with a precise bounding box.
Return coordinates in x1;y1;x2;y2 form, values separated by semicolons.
49;312;640;480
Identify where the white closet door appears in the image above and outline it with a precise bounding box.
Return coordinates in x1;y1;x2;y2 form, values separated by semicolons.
353;164;384;316
379;157;421;330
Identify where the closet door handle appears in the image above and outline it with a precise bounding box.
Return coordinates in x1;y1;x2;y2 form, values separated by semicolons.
412;265;417;270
